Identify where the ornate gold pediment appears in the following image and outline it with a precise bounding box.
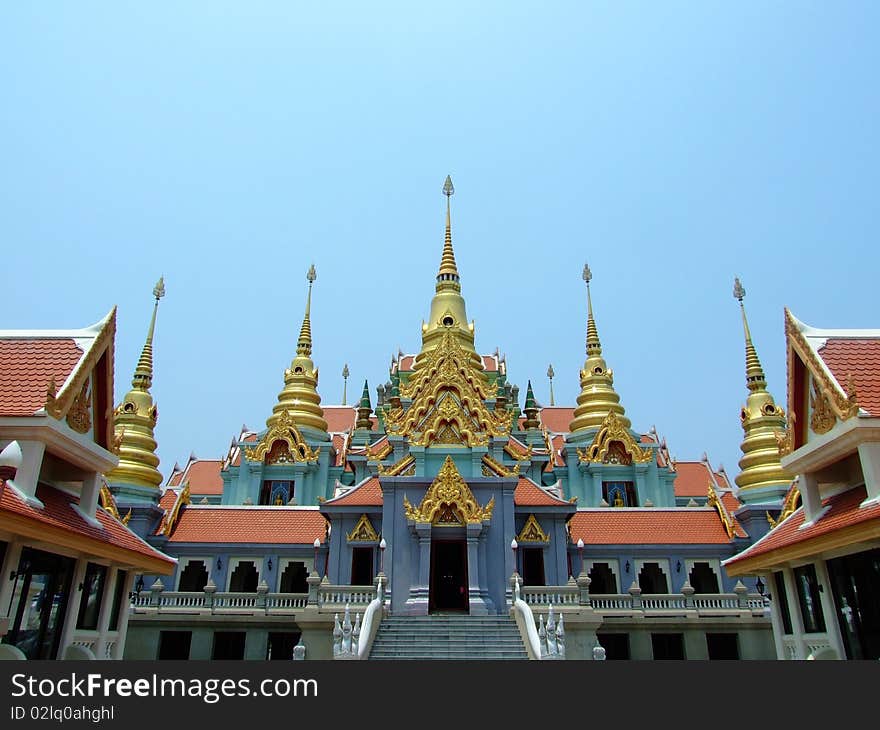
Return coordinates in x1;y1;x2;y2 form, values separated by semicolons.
403;456;494;525
386;331;511;448
347;514;379;542
809;378;836;435
707;483;736;539
99;481;120;520
66;378;92;434
244;409;321;463
577;411;653;464
517;514;549;543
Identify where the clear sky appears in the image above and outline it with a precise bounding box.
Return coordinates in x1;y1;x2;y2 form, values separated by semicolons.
2;3;878;486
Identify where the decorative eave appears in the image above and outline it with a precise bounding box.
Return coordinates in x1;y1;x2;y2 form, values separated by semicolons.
160;482;191;537
377;454;415;477
481;453;518;477
767;478;801;529
576;411;653;464
244;409;321;464
707;482;736;539
98;480;131;525
403;455;494;525
517;514;550;543
347;513;379;542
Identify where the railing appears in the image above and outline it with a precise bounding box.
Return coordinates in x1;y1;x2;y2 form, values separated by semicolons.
520;586;579;606
318;586;375;607
782;634;839;660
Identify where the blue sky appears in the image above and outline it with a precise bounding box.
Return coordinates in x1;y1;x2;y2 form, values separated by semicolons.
2;3;878;484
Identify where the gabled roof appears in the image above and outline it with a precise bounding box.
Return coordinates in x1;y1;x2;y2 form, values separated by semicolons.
397;353;499;372
724;485;880;574
673;461;730;498
514;477;571;507
538;407;575;433
0;480;174;573
568;508;739;545
167;506;327;544
323;405;356;433
175;459;224;496
0;310;116;449
323;477;383;506
817;338;880;417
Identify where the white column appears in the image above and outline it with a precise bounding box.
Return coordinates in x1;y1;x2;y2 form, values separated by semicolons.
814;560;846;660
858;442;880;506
58;558;89;658
0;541;24;630
782;567;805;659
799;473;823;525
12;441;46;504
93;566;118;659
111;571;136;659
78;472;101;519
763;573;786;660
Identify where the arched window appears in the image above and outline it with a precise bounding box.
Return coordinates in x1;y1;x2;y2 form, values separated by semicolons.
638;562;668;594
688;562;719;593
228;561;259;592
279;562;308;593
178;560;209;592
588;563;617;594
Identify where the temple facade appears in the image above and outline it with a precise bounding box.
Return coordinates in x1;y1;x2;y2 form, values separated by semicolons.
114;178;785;660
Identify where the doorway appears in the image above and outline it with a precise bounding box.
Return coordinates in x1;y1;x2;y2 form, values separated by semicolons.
3;548;75;659
429;539;468;613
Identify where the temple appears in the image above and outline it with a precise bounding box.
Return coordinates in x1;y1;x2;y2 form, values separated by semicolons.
106;177;787;661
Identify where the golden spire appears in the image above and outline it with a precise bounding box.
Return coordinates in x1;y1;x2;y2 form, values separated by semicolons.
418;175;480;363
732;277;791;501
267;266;328;435
106;277;165;491
569;264;630;434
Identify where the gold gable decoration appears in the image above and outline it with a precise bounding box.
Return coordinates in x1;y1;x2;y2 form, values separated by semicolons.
244;409;321;463
577;411;653;464
517;514;550;543
347;514;379;542
378;454;416;476
707;483;736;539
66;378;92;434
766;481;801;529
386;331;511;448
161;482;191;537
99;482;121;521
481;454;518;477
403;455;494;525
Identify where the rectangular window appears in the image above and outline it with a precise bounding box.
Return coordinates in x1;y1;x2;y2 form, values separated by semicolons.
266;632;301;660
773;571;793;635
158;631;192;660
212;631;246;660
260;480;293;506
794;564;826;633
602;481;637;507
651;633;685;660
706;633;739;659
76;563;108;630
108;570;128;631
596;633;630;660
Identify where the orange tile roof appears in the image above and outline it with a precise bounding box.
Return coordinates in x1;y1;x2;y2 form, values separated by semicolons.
183;460;224;496
324;406;356;433
538;407;575;433
725;486;880;568
0;339;83;416
332;434;346;467
158;489;179;511
1;481;175;567
514;478;571;507
673;462;726;498
168;471;184;487
569;509;736;545
817;338;880;416
551;434;566;467
168;507;327;544
721;491;742;514
397;354;498;372
505;437;530;458
324;477;383;506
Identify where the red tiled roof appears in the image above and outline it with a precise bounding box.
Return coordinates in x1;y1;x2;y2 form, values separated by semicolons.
397;354;498;372
168;472;184;487
514;478;570;507
569;509;736;545
366;436;389;458
184;460;224;496
168;507;327;544
539;407;575;433
0;339;83;416
726;486;880;568
721;491;742;514
506;437;530;458
481;355;498;372
158;489;178;511
817;338;880;417
673;462;726;498
325;477;383;506
332;434;346;467
551;434;566;467
324;406;356;433
0;481;174;568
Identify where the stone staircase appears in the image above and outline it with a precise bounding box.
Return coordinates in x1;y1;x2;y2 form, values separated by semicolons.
368;614;529;660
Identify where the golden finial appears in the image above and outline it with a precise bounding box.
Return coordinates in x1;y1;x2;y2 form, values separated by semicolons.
133;276;166;390
342;363;350;405
443;175;455;197
297;266;316;356
153;276;166;302
733;276;766;392
438;175;459;283
547;364;555;407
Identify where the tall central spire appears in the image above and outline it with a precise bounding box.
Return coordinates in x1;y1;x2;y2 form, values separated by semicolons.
732;277;790;502
267;266;328;435
106;277;166;493
418;175;479;362
569;264;630;435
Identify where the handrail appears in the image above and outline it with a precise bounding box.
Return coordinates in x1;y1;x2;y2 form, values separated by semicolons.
510;576;541;660
357;577;388;659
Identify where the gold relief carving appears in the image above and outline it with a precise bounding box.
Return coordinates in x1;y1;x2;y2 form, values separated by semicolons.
707;483;736;539
809;380;836;435
244;410;321;463
577;411;653;464
99;482;120;520
481;454;518;477
388;331;509;447
110;426;125;455
367;441;393;462
121;508;132;525
504;442;533;462
347;514;379;542
66;379;92;434
378;454;415;476
403;455;494;525
517;514;550;543
162;482;191;537
766;482;801;529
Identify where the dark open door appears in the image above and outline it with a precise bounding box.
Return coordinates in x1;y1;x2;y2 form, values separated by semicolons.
429;539;468;613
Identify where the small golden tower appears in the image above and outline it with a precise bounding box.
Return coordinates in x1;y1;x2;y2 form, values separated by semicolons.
732;277;790;500
569;264;630;434
266;266;329;435
106;277;166;492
